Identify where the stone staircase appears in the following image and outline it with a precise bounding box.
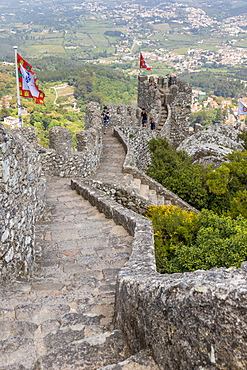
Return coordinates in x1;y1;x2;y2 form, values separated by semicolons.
90;129;168;208
0;177;134;369
131;177;166;206
156;104;168;133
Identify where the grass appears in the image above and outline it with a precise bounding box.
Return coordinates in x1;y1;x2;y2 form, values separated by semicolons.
173;48;189;55
25;44;65;56
153;23;172;32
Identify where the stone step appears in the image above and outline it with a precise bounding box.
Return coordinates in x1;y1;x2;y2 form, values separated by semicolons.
97;349;160;370
131;178;141;194
148;189;158;206
140;184;150;200
157;194;165;206
34;329;130;370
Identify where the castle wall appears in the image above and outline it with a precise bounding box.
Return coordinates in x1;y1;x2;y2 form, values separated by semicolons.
71;178;247;370
167;77;193;147
116;125;157;171
0;124;46;280
18;103;103;179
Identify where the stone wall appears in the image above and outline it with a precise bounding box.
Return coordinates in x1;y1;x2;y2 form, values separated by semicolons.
0;124;46;280
115;125;158;171
19;105;103;178
79;179;151;215
71;178;247;370
167;76;193;147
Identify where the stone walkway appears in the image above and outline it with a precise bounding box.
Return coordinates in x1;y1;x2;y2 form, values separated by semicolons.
0;176;133;369
89;128;132;187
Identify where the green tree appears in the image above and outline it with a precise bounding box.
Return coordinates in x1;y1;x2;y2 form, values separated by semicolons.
0;106;9;121
146;206;247;274
147;138;208;210
175;210;247;272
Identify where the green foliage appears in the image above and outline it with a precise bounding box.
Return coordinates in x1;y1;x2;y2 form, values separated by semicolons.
147;137;247;218
190;108;226;127
205;165;230;195
190;109;217;126
229;190;247;219
34;58;137;109
0;106;9;121
147;137;208;210
238;131;247;150
180;72;245;98
0;69;15;99
175;210;247;272
146;206;247;274
146;205;199;273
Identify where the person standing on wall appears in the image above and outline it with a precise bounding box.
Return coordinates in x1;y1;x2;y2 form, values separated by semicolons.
141;108;148;127
101;106;110;134
150;117;156;131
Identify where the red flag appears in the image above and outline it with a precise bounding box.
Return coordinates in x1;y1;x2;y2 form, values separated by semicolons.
17;54;45;104
140;53;151;70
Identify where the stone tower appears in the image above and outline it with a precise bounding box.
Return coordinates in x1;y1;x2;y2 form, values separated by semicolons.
138;74;192;148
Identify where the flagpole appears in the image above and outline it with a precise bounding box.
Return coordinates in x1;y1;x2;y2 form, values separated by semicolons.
13;46;22;127
139;51;143;75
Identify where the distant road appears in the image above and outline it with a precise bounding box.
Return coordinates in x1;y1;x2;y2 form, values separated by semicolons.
130;38;138;53
52;83;69;105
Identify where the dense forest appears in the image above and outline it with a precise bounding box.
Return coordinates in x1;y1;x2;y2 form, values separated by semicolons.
180;70;246;98
33;57;137;109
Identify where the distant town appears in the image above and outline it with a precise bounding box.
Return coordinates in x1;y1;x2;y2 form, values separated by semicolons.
0;1;246;72
0;0;247;130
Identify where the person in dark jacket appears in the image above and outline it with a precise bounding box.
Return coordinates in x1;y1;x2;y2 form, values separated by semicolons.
141;108;148;127
150;117;156;131
101;106;110;134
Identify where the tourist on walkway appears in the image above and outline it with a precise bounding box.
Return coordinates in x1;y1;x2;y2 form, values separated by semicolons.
150;117;156;131
141;108;148;127
101;106;110;134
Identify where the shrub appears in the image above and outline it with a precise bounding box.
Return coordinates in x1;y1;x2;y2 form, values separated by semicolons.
147;138;208;210
146;206;247;274
146;205;199;273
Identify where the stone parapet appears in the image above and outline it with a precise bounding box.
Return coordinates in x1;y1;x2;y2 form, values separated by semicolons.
85;101;102;129
115;125;158;171
71;178;247;370
79;179;151;215
42;113;102;178
0;124;46;280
